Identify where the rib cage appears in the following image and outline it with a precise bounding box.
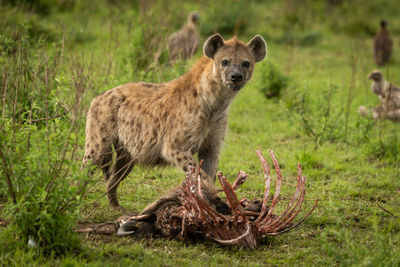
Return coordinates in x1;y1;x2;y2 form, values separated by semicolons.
124;149;319;249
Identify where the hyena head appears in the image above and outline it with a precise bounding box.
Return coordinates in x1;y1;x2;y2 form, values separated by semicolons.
188;11;199;24
204;34;267;91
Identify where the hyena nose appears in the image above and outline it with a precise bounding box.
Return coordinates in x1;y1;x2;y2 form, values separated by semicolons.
231;73;243;83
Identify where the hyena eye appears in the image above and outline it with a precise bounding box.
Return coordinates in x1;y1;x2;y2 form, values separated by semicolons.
221;59;230;67
242;61;250;68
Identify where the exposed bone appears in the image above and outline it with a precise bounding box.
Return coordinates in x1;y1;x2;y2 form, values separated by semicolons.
211;221;252;244
113;149;318;249
74;222;117;235
232;171;248;190
75;150;318;248
255;149;272;224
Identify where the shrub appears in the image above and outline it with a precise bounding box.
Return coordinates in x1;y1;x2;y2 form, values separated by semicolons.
257;62;289;99
0;26;91;255
286;82;346;149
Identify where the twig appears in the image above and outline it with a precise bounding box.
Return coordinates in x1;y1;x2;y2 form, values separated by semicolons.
45;54;93;200
344;37;358;140
0;144;17;204
376;201;398;218
299;94;317;140
30;111;69;122
73;222;117;235
319;71;334;146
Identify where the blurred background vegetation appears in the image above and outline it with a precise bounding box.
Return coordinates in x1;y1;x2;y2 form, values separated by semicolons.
0;0;399;265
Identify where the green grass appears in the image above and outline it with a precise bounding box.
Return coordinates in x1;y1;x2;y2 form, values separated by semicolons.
1;0;400;265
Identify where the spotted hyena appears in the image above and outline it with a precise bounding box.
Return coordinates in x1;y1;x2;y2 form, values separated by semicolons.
168;11;200;61
83;33;267;209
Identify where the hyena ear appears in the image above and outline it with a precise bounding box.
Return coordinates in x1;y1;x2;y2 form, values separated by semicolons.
247;35;267;63
203;33;225;59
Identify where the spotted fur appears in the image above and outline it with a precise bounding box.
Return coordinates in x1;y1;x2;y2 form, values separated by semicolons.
83;34;267;208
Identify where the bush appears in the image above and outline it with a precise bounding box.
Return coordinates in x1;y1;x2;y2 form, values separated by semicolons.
257;62;289;99
286;82;346;149
1;118;87;255
0;26;91;255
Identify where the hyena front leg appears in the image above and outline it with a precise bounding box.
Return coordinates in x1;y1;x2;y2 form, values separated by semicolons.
198;145;220;184
164;146;212;183
198;121;226;183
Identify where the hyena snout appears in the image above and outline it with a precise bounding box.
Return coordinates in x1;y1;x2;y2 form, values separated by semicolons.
227;66;245;91
230;71;243;83
228;65;244;82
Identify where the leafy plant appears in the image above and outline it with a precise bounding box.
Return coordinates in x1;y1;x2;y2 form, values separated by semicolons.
287;82;345;149
257;62;290;98
0;27;91;255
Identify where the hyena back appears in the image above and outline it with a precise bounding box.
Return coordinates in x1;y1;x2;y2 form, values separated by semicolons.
83;33;267;209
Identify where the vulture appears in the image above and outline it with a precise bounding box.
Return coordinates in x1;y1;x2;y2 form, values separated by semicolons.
373;20;393;66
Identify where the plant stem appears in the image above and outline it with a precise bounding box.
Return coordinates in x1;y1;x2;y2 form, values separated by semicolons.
0;144;17;204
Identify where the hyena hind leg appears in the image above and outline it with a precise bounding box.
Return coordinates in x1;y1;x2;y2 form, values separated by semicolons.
105;144;135;209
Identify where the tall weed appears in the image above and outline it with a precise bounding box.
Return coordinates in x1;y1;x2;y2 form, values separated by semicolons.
286;82;345;149
0;26;91;255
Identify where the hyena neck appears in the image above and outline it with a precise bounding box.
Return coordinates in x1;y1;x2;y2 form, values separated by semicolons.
190;57;237;116
187;21;197;29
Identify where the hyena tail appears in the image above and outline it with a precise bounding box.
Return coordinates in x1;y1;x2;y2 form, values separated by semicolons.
82;102;116;173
